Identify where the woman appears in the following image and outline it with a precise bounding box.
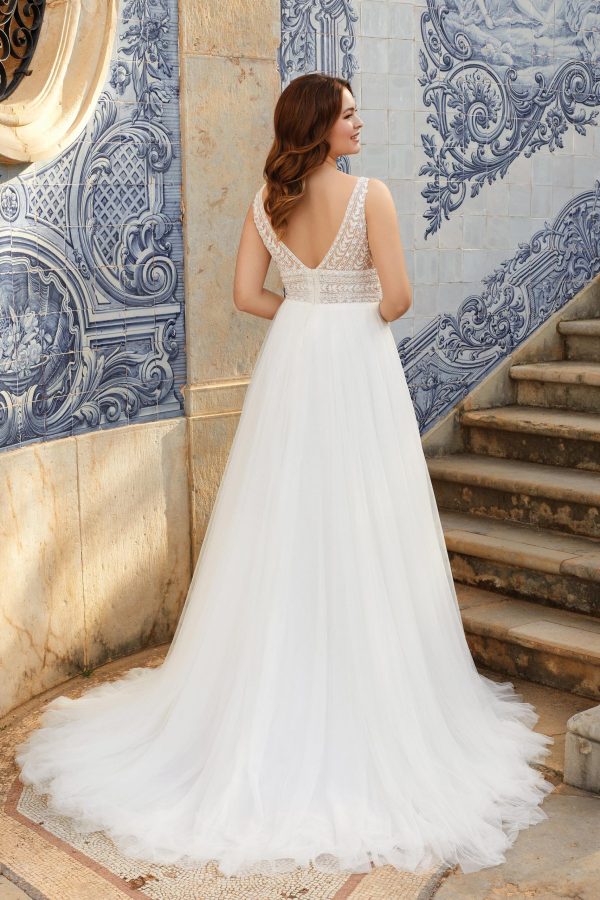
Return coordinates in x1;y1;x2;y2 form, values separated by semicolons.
15;73;554;878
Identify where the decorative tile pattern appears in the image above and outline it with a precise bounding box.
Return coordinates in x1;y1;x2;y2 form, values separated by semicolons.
279;0;359;84
418;0;600;239
400;181;600;430
279;0;359;173
0;0;184;453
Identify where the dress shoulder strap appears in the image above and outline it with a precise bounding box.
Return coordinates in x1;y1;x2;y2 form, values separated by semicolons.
328;176;371;270
252;185;280;259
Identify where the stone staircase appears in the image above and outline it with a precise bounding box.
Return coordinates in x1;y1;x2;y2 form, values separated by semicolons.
426;305;600;701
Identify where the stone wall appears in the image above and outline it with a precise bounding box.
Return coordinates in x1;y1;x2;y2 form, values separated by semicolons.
1;420;190;716
179;0;281;562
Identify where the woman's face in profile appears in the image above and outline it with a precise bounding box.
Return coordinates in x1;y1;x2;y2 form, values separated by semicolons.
326;87;363;158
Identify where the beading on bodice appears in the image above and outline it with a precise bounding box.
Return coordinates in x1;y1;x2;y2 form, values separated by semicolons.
252;176;383;305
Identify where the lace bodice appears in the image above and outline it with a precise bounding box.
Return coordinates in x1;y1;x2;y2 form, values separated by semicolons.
252;176;383;305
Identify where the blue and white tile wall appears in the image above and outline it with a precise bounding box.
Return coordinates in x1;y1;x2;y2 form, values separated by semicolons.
0;0;184;453
280;0;600;433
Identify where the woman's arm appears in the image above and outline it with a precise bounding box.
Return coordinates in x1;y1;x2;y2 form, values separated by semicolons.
365;179;413;323
233;204;284;320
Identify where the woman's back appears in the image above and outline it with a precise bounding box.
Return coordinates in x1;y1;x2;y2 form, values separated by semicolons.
254;176;385;307
251;170;412;318
272;173;362;270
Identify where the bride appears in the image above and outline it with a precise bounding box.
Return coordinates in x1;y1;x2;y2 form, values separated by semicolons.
15;72;554;879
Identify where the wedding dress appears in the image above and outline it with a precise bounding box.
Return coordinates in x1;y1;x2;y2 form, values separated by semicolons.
15;175;555;878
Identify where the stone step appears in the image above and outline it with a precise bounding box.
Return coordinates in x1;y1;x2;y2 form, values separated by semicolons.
428;453;600;538
457;584;600;699
461;405;600;471
510;361;600;413
558;318;600;362
441;510;600;617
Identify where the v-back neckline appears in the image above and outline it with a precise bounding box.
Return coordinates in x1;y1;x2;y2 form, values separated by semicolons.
262;177;363;272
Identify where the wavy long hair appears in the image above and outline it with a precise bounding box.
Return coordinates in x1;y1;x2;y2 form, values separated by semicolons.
261;73;353;239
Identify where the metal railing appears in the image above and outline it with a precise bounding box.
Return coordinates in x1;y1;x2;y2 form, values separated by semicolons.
0;0;46;102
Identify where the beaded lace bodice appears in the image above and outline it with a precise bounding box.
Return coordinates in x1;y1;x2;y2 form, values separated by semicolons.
252;176;383;305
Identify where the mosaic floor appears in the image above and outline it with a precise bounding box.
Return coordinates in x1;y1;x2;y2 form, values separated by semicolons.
0;646;450;900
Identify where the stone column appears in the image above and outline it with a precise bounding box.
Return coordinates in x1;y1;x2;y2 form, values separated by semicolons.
179;1;281;563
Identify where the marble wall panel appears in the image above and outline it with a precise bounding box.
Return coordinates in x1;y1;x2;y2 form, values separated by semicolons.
77;419;191;669
0;438;85;714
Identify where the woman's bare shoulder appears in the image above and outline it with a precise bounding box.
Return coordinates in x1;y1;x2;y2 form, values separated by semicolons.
365;177;393;200
365;177;395;216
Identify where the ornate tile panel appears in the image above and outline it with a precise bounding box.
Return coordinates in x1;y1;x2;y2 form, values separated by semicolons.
399;181;600;430
418;0;600;239
279;0;360;173
0;0;184;452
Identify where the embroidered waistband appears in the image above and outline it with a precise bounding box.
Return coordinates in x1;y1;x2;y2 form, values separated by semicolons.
282;268;383;305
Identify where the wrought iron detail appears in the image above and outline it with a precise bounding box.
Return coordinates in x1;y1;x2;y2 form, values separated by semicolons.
0;0;46;102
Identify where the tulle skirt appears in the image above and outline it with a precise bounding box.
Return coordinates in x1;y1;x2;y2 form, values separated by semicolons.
15;297;554;877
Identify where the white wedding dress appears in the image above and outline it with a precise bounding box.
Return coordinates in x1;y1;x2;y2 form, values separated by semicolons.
16;175;554;878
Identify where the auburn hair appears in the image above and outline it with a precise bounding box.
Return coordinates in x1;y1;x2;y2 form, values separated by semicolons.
261;72;354;239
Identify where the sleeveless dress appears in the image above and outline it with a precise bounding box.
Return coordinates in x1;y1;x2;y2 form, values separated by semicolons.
15;175;555;878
